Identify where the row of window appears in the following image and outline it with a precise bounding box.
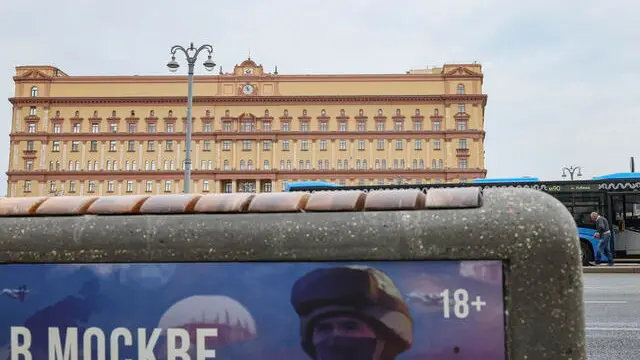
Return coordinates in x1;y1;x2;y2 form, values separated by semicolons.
25;103;467;121
27;83;469;98
26;178;229;194
28;138;469;153
35;158;463;172
22;175;467;195
23;116;470;134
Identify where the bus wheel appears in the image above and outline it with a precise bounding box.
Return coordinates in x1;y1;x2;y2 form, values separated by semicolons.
580;240;594;266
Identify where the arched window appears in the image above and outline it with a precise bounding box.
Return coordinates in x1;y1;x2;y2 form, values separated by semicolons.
415;109;420;116
68;161;74;170
247;160;253;170
132;161;136;170
125;161;130;171
434;109;439;116
170;161;175;170
340;109;345;116
378;109;383;116
30;86;39;97
151;161;156;170
150;110;155;117
145;160;150;170
207;160;212;170
75;161;80;170
224;160;230;170
74;110;80;117
264;109;269;117
206;110;211;117
321;109;326;116
168;110;174;117
264;160;270;169
93;110;98;118
112;110;117;117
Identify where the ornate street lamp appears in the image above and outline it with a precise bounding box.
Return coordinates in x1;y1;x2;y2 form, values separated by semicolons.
166;43;216;193
561;166;582;181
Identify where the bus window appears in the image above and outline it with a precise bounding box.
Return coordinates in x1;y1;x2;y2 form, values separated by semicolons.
554;193;573;210
624;194;640;228
573;192;602;229
554;193;574;217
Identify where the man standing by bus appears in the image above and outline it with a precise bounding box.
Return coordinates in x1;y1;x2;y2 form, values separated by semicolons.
591;212;615;266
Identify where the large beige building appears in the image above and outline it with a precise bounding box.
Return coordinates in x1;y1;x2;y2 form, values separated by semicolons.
6;58;487;197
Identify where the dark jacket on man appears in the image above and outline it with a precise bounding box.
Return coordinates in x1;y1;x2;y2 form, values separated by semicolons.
595;216;610;237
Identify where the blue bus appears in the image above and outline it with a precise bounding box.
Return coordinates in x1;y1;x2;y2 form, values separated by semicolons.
285;173;640;265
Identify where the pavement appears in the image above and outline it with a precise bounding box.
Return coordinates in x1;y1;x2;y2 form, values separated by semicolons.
584;273;640;360
582;258;640;273
583;264;640;273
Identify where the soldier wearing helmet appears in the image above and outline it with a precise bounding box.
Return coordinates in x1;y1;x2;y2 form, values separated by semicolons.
290;265;413;360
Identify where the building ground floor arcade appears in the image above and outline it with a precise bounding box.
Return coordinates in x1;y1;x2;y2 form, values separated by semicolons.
6;168;486;197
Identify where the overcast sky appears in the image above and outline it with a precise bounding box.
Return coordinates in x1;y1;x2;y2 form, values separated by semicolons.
0;0;637;195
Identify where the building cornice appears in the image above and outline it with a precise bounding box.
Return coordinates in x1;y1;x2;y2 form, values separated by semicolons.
9;130;486;142
9;94;488;106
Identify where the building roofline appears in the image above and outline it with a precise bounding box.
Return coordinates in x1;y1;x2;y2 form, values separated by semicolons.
12;64;483;83
14;73;483;84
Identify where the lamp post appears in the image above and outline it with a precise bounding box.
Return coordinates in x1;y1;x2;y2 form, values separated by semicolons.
166;42;216;193
561;166;582;180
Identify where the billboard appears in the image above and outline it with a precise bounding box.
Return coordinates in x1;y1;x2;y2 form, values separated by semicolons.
0;261;505;360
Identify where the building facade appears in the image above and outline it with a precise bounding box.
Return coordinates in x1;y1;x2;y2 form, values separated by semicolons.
6;58;487;197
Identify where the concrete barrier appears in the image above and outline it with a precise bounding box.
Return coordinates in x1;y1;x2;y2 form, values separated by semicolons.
0;187;585;359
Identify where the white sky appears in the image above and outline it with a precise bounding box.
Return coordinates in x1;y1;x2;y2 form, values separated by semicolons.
0;0;638;195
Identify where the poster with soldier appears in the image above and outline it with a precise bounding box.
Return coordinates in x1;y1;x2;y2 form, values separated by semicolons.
0;261;505;360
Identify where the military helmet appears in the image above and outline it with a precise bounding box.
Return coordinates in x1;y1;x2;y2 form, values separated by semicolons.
290;265;413;359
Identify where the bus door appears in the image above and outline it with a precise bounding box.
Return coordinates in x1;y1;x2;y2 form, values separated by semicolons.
610;193;640;255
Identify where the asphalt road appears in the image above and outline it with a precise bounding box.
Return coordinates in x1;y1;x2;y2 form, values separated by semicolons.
584;273;640;359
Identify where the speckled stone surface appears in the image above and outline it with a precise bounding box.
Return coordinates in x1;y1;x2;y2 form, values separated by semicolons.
0;187;585;359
